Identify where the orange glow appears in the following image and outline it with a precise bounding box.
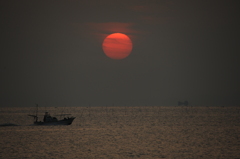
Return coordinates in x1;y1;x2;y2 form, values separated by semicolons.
102;33;133;60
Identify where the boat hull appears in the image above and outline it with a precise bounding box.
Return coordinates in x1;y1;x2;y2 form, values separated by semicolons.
34;117;75;126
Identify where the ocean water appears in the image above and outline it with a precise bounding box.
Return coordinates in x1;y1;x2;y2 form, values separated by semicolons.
0;106;240;159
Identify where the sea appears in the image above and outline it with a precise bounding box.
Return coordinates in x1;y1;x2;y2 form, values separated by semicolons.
0;106;240;159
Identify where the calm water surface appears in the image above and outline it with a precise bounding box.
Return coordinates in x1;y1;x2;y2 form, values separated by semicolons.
0;106;240;158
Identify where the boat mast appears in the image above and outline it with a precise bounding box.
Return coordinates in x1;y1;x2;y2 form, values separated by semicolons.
35;104;38;122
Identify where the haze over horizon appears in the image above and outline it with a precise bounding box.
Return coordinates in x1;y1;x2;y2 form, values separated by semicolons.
1;0;239;107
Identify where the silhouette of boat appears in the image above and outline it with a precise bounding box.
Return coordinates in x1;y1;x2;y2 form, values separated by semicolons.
28;105;75;125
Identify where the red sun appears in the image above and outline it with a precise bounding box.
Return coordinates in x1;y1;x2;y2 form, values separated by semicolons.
102;33;133;60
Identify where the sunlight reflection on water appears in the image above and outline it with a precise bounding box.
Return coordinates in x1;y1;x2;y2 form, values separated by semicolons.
1;106;240;158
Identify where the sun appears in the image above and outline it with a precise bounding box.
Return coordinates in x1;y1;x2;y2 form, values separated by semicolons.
102;33;133;60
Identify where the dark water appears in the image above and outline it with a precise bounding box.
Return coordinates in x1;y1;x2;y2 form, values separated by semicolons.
1;106;240;158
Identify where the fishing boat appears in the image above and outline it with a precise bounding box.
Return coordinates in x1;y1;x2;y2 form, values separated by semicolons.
28;105;75;125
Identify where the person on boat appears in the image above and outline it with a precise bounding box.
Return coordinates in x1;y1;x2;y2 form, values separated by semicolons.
43;112;46;122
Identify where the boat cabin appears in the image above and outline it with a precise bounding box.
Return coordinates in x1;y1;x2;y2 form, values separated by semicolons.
43;112;58;122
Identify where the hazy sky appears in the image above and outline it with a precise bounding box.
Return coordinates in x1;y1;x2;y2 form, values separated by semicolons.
1;0;239;107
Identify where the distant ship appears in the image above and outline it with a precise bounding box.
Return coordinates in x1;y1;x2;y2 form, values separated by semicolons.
28;105;75;126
